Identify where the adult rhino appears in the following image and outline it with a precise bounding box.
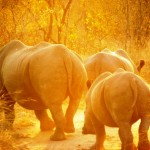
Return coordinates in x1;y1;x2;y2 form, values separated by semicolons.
83;69;150;150
0;40;87;141
85;49;145;88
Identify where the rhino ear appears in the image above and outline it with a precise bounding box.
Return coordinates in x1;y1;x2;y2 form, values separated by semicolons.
137;59;145;72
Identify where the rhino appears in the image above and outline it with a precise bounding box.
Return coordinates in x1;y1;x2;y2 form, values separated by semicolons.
85;49;145;88
83;69;150;150
0;40;87;141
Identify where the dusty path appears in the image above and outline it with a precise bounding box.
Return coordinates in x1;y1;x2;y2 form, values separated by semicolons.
14;108;150;150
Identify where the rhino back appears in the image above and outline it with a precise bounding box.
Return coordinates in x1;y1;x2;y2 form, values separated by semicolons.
104;74;136;123
90;72;150;127
1;43;87;109
26;45;69;105
1;43;67;109
85;52;133;82
28;44;87;106
106;73;150;122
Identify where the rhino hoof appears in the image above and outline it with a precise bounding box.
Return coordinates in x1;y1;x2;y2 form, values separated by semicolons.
90;144;96;150
64;126;75;133
124;143;137;150
90;144;104;150
50;131;66;141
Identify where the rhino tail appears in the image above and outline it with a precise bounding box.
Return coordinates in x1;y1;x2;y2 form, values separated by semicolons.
63;50;73;98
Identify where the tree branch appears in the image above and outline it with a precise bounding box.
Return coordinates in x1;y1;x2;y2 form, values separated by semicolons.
61;0;73;25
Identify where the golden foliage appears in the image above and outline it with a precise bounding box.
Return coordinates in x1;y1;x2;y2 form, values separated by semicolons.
0;0;149;51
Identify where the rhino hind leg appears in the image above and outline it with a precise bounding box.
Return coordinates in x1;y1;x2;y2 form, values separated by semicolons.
118;122;137;150
49;104;66;141
82;105;95;134
34;109;55;131
1;92;16;130
90;112;106;150
138;116;150;150
64;98;80;133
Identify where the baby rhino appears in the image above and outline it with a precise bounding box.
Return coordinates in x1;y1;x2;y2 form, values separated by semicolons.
83;69;150;150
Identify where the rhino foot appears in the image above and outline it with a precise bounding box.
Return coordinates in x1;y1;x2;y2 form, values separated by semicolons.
64;126;75;133
90;144;105;150
90;144;96;150
64;120;75;133
82;126;95;134
50;130;66;141
138;141;150;150
124;143;137;150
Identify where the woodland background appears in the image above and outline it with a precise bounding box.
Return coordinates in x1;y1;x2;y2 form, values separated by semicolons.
0;1;150;149
0;0;149;55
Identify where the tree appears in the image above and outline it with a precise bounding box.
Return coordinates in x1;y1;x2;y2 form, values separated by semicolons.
44;0;73;43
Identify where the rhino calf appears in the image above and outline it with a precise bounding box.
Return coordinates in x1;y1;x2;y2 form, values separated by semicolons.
83;69;150;150
0;40;87;141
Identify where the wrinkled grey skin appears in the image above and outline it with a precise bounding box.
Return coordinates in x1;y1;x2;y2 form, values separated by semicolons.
83;69;150;150
84;49;145;88
0;40;87;141
83;49;145;134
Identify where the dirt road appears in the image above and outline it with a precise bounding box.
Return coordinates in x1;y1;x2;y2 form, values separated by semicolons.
14;108;149;150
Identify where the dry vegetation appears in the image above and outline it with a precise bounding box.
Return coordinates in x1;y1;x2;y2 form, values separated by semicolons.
0;100;87;150
0;0;150;149
0;103;36;150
